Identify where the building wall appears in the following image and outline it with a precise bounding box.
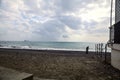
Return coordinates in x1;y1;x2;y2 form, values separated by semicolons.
111;49;120;70
108;44;120;70
110;0;120;70
114;21;120;43
115;0;120;23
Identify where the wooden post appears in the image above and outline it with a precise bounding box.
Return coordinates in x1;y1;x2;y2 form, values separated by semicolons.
105;44;107;63
97;44;98;55
96;44;97;55
99;44;100;56
95;44;96;54
101;43;103;58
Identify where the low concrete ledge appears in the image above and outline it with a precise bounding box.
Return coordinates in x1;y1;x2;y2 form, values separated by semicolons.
108;43;120;51
0;66;33;80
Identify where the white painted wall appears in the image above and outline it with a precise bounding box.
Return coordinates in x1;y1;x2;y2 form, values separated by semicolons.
111;49;120;70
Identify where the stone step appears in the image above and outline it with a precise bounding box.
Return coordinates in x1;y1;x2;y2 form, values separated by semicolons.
33;77;56;80
0;66;33;80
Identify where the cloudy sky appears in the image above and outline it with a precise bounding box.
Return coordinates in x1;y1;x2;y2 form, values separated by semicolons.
0;0;114;42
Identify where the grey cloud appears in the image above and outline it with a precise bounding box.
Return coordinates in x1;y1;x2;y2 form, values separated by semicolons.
84;17;110;34
23;0;38;10
22;0;110;16
58;15;82;30
23;0;56;16
82;20;98;29
0;0;16;11
62;35;69;38
0;0;1;7
32;19;66;41
54;0;91;13
0;0;110;41
93;28;108;34
0;27;8;36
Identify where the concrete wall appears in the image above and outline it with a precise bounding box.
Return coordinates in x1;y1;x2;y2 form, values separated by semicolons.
111;49;120;70
108;44;120;70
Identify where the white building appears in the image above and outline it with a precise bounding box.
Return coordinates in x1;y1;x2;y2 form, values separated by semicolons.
109;0;120;70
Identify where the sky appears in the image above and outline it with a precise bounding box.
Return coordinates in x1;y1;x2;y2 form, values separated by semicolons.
0;0;114;42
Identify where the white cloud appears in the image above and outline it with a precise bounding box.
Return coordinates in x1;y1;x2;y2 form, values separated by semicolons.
0;0;112;42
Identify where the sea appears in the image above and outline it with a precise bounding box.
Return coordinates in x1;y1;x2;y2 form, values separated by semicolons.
0;41;111;52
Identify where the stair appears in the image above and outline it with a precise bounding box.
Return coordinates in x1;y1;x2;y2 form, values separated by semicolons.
0;66;33;80
34;77;56;80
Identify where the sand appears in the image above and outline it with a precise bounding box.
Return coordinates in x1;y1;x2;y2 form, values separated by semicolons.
0;48;120;80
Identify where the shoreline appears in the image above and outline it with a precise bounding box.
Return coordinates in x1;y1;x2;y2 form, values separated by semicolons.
0;47;95;52
0;47;96;53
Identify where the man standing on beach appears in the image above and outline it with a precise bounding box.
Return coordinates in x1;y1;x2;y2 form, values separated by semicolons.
86;46;89;54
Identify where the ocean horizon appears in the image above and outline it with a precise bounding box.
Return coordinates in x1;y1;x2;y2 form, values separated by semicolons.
0;41;110;52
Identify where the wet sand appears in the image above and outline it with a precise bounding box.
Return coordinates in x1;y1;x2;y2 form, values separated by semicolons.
0;48;120;80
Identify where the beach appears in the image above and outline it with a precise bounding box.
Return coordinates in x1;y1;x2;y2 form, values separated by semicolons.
0;48;119;80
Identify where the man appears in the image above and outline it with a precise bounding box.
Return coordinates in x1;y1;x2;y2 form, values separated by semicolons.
86;46;89;54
